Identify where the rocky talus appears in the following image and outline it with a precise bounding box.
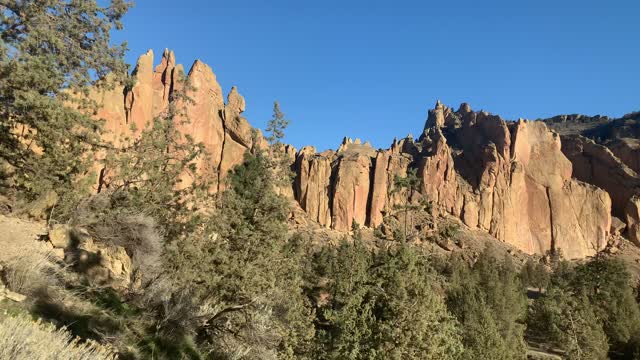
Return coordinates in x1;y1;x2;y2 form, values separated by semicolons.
90;51;627;259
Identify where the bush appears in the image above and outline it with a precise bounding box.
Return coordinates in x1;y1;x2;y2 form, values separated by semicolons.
1;246;62;297
0;314;115;360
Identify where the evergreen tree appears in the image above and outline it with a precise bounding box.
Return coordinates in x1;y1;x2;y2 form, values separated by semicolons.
265;101;293;189
520;258;550;292
391;168;422;241
447;247;528;359
266;101;290;146
165;151;314;358
528;284;609;360
311;241;463;359
0;0;131;214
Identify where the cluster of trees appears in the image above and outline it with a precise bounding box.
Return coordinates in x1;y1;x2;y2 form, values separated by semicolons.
3;2;640;360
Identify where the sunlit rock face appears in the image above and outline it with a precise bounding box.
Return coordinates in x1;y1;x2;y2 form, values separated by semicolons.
293;102;612;259
89;49;265;191
90;52;615;259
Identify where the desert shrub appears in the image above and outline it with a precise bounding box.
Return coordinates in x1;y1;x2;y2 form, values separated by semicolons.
0;314;115;360
439;222;460;240
1;246;62;297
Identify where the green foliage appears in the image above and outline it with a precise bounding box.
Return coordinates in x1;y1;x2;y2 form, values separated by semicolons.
528;286;609;360
391;168;422;241
265;101;294;189
520;258;550;291
527;257;640;359
446;247;528;359
351;219;362;240
438;222;460;240
165;151;313;358
309;241;463;359
266;101;290;146
0;0;131;214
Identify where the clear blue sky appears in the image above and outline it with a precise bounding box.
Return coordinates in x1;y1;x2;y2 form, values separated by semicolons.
112;0;639;151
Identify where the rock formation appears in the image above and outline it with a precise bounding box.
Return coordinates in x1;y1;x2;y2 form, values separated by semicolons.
293;102;612;259
88;51;628;260
544;112;640;248
90;49;264;191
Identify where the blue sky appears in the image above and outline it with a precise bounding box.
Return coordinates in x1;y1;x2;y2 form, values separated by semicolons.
112;0;639;151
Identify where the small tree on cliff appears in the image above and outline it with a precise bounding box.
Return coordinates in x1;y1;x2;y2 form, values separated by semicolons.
0;0;131;216
266;101;290;146
391;168;422;241
265;101;293;188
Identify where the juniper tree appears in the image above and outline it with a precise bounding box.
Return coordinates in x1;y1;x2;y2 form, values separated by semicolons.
164;151;314;358
391;168;422;241
447;247;528;359
0;0;131;216
310;241;463;359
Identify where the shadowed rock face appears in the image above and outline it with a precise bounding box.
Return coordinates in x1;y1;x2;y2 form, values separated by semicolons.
544;112;640;247
90;52;618;259
294;103;612;259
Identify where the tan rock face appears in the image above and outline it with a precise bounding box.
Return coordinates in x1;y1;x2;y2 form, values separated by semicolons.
292;103;612;259
608;138;640;174
93;50;255;192
331;151;372;231
560;135;640;220
90;53;616;260
626;196;640;246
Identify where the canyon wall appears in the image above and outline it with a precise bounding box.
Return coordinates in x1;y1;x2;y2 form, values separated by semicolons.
293;101;612;259
90;49;266;192
90;51;621;259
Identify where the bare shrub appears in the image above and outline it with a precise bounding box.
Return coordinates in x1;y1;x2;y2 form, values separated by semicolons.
2;246;62;297
72;194;164;284
0;315;115;360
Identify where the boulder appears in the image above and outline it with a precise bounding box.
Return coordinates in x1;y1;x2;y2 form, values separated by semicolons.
48;225;71;249
69;232;133;290
611;216;626;235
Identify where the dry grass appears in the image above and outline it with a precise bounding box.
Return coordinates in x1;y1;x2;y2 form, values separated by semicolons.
2;247;62;296
0;314;115;360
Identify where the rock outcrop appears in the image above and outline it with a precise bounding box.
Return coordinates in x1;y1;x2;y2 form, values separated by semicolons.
545;112;640;246
90;49;262;191
88;51;623;260
293;102;612;259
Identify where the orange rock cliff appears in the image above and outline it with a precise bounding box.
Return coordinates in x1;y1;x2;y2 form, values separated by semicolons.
91;50;636;260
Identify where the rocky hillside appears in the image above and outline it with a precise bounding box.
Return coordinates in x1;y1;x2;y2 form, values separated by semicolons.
90;50;640;260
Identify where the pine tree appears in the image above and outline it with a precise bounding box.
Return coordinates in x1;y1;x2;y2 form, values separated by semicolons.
0;0;131;215
266;101;290;146
264;101;294;190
